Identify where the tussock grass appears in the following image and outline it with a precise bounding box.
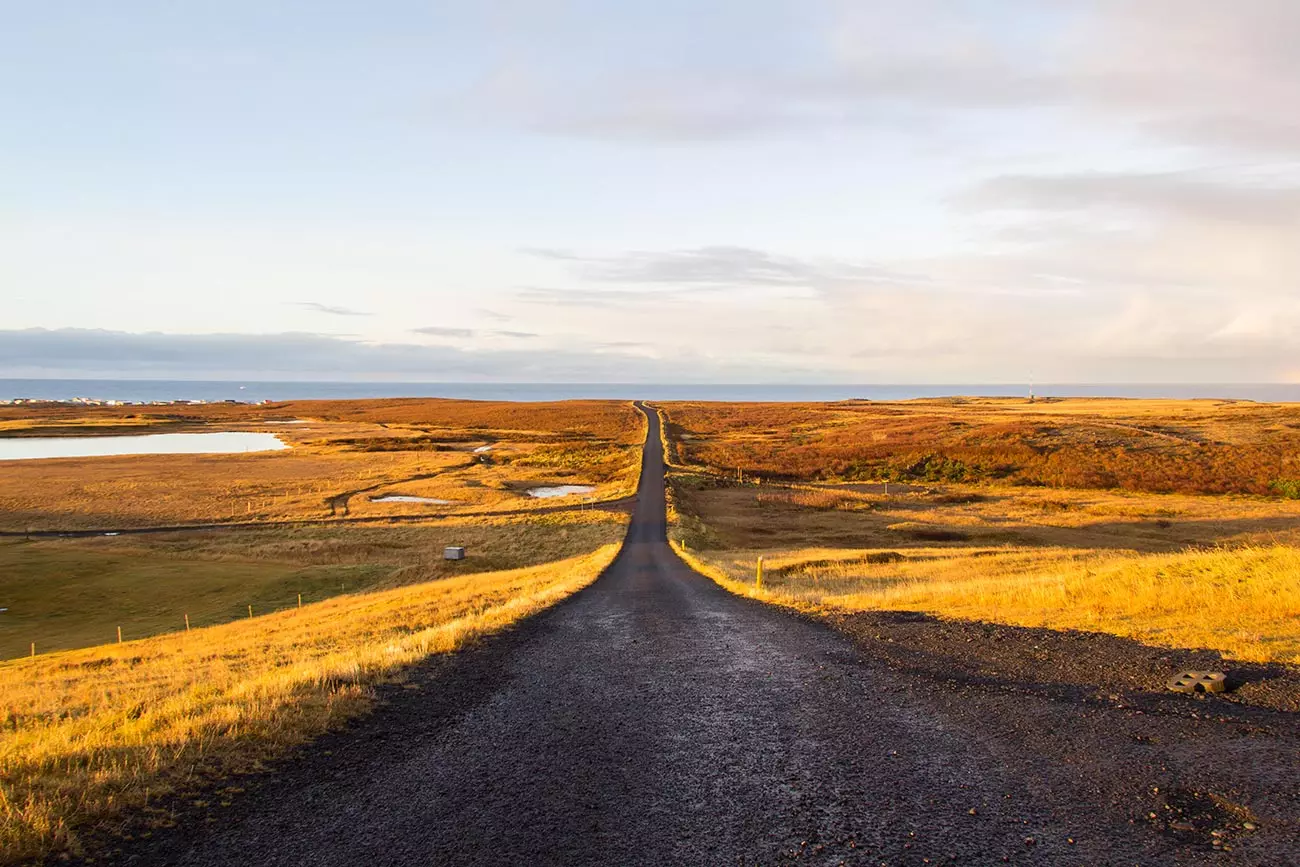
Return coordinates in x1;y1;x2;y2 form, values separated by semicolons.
0;543;621;863
677;541;1300;665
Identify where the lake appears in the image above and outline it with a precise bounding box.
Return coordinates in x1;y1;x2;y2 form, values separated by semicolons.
0;432;288;461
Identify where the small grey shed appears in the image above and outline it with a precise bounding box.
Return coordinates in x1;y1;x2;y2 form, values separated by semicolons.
444;546;466;561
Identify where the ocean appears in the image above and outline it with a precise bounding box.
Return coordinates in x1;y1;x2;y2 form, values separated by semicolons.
3;380;1298;403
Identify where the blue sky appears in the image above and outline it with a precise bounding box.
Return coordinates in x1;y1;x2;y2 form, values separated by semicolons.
4;1;1299;382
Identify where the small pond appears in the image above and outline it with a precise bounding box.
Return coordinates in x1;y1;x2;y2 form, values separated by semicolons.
527;485;596;499
370;495;454;505
0;432;288;462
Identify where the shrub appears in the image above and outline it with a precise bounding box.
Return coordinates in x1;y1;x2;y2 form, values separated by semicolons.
1272;479;1300;499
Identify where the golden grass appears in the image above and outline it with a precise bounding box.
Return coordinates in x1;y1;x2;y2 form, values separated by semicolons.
664;396;1300;667
0;403;645;531
0;512;629;659
0;542;621;863
0;446;468;530
676;541;1300;665
670;474;1300;556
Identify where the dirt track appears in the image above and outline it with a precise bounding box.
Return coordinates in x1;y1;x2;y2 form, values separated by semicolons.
106;404;1300;866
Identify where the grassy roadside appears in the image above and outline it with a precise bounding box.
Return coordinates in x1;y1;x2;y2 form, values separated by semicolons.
670;537;1300;665
0;541;622;863
658;402;1300;666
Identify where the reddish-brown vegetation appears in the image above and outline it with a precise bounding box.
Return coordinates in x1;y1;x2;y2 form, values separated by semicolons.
662;398;1300;497
0;399;641;443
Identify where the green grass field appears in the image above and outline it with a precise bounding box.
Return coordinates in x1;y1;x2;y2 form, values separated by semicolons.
0;513;626;660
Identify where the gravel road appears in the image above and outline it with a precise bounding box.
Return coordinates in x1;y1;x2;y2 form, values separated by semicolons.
119;403;1300;866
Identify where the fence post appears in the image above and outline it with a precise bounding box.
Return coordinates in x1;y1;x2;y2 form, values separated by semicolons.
248;604;254;619
756;556;764;590
117;626;123;644
298;593;303;609
185;613;190;631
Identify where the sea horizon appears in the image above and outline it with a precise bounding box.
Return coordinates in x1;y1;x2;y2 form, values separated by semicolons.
3;378;1298;404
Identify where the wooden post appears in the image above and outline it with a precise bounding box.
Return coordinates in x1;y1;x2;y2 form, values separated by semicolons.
117;626;123;643
248;604;254;619
30;642;35;658
185;613;190;631
298;593;302;609
756;556;764;590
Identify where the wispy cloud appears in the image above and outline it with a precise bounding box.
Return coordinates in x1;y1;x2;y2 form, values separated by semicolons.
293;302;372;317
0;328;798;382
411;326;475;338
410;326;538;340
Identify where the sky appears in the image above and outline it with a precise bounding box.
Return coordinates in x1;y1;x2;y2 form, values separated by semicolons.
3;1;1299;383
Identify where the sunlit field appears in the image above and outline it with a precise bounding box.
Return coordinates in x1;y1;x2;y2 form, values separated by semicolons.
662;397;1300;496
0;543;622;863
0;512;628;659
658;399;1300;664
0;398;642;862
0;398;644;531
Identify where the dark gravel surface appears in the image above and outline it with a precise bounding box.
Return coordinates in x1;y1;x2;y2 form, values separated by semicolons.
100;405;1300;866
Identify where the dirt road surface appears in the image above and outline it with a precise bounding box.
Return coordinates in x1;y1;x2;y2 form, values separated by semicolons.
114;403;1299;866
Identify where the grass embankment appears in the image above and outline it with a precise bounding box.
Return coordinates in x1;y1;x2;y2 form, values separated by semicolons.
0;541;622;863
0;513;628;659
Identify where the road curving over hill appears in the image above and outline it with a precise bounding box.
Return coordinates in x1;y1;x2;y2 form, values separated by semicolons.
115;402;1299;866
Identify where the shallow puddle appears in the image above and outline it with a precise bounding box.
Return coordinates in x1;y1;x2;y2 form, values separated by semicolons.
527;485;596;499
370;495;454;505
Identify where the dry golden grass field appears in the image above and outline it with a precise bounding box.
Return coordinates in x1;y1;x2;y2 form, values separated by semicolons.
658;399;1300;665
0;399;643;531
0;512;628;660
0;543;622;863
0;399;642;863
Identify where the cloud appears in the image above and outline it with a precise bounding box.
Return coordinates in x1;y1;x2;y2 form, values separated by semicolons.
1072;0;1300;155
410;327;536;340
292;302;372;317
959;171;1300;224
411;326;476;338
464;1;1300;161
467;1;1065;143
525;246;930;297
0;328;806;382
952;168;1300;299
513;287;655;308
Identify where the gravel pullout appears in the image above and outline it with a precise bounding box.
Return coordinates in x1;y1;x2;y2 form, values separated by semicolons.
102;404;1299;866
